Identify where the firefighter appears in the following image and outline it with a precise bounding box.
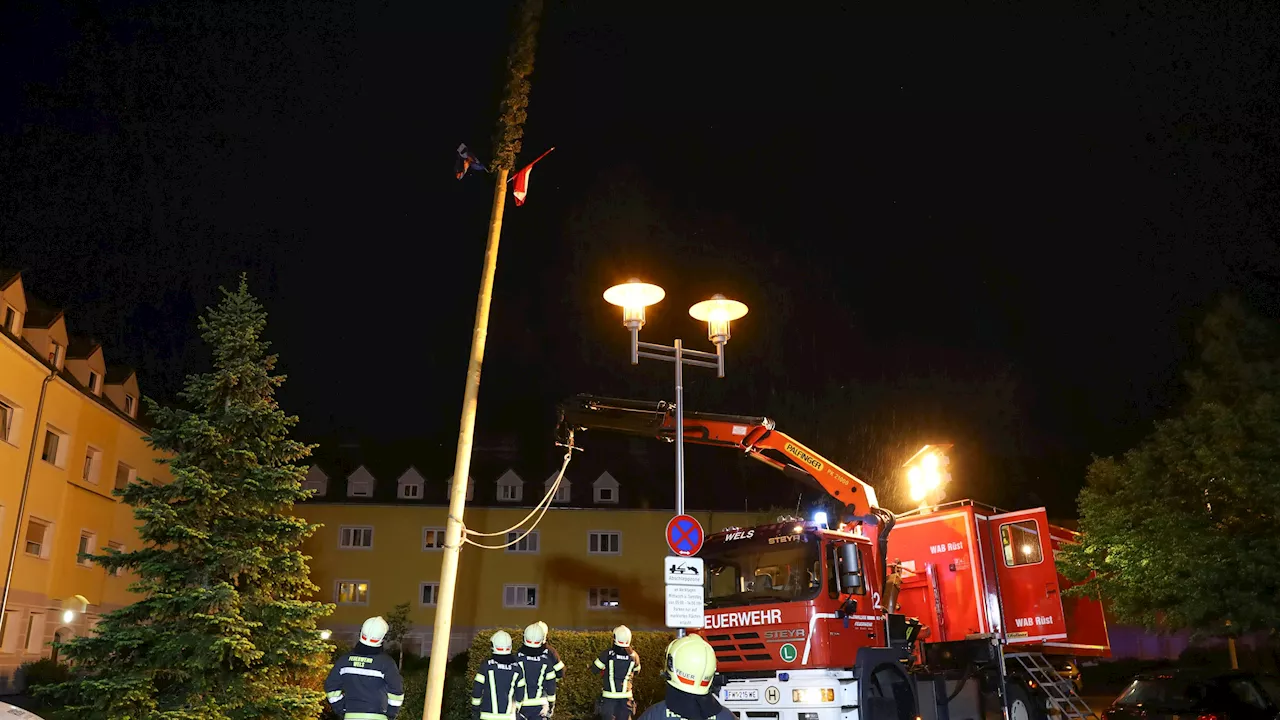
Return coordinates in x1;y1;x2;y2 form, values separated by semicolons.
594;625;641;720
324;616;406;720
472;630;528;720
636;634;733;720
516;622;562;719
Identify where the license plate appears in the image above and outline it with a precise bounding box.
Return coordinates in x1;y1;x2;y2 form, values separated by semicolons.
724;689;759;702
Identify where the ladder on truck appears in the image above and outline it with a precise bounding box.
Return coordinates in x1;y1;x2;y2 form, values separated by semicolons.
1007;653;1099;719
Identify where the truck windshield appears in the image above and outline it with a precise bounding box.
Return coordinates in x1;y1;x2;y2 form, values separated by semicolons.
704;538;822;608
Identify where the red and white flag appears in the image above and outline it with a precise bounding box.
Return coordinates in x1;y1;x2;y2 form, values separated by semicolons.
511;147;554;206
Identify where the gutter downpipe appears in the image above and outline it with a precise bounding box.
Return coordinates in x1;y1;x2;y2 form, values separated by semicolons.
0;367;58;626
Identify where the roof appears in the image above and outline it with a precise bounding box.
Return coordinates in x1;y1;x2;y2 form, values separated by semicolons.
22;297;63;329
66;336;103;360
0;268;19;291
104;365;136;384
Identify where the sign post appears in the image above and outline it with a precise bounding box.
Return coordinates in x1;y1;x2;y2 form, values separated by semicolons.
664;515;706;630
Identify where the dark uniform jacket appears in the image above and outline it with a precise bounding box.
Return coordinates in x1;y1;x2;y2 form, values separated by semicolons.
636;688;735;720
324;642;406;720
594;645;642;699
471;654;528;720
515;644;565;707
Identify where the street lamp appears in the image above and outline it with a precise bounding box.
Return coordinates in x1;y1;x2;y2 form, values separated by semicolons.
603;279;748;517
903;444;953;509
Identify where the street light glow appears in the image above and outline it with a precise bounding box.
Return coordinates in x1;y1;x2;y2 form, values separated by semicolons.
904;445;952;507
62;609;75;624
604;280;666;311
320;629;332;641
689;294;748;343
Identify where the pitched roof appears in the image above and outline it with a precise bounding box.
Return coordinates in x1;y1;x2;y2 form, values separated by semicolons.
22;297;63;329
0;268;19;291
104;365;136;384
66;336;103;360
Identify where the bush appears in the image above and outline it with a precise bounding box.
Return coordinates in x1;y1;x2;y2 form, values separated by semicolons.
398;651;471;720
19;658;70;691
454;628;676;720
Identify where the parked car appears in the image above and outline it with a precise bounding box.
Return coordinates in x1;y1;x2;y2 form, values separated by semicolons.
1102;670;1280;720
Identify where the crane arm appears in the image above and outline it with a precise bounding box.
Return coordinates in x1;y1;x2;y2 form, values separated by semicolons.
556;394;881;518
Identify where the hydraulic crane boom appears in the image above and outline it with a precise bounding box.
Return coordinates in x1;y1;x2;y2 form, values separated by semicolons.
556;394;882;520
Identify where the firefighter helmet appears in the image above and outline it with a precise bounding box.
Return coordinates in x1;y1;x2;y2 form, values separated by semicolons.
613;625;632;647
360;616;389;647
492;630;514;655
536;621;549;639
524;622;546;647
665;634;717;695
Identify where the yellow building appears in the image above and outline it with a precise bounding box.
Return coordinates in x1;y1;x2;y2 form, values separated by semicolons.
298;455;758;657
0;269;167;690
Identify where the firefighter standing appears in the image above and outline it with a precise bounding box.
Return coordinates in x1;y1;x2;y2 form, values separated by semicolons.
515;622;563;719
594;625;641;720
472;630;528;720
636;635;733;720
324;616;406;720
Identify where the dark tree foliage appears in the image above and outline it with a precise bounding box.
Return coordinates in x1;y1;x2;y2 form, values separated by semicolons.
1060;298;1280;636
37;279;333;719
490;0;543;172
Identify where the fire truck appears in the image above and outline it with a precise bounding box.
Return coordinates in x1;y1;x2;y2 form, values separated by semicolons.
559;395;1110;720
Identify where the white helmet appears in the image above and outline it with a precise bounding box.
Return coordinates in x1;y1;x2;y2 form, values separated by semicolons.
360;616;389;647
524;623;546;647
665;634;717;695
537;621;549;639
492;630;513;655
613;625;632;647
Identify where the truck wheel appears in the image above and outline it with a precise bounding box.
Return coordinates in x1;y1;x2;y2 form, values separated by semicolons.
862;662;917;720
1004;683;1046;720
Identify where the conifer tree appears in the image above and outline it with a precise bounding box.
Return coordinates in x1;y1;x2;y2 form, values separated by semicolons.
39;277;333;719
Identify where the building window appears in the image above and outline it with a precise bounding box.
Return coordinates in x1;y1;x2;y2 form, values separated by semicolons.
82;447;103;484
108;541;125;577
115;462;136;491
0;399;16;445
77;531;97;567
1000;520;1043;567
87;371;101;394
339;526;374;550
24;519;50;558
24;614;43;654
420;582;440;607
2;306;14;333
48;342;64;368
123;394;136;417
552;484;570;503
41;427;68;467
398;482;421;499
589;531;622;555
336;580;370;605
498;484;522;502
348;479;372;497
588;588;621;609
505;531;539;554
595;487;616;503
0;611;16;653
423;527;445;551
503;584;538;608
448;476;474;502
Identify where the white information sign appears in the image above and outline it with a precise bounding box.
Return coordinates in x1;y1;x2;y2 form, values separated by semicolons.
665;584;705;629
664;556;704;586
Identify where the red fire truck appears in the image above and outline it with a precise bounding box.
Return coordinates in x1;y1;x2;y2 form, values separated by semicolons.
559;395;1110;720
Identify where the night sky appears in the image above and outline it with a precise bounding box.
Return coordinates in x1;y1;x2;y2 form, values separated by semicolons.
3;0;1278;516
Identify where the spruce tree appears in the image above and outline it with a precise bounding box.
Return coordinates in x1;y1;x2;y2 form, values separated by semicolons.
39;277;333;719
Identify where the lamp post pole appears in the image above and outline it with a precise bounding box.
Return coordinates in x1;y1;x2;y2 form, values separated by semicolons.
604;281;749;638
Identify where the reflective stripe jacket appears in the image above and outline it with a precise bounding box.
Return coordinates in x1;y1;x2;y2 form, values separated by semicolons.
515;645;565;706
471;656;528;720
594;646;641;699
635;701;735;720
324;643;406;720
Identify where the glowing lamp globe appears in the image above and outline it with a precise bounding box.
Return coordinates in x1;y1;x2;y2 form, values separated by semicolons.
604;280;665;329
688;294;748;343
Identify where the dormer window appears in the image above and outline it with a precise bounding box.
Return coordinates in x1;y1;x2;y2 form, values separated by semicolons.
397;468;426;500
302;466;329;497
346;466;376;498
545;472;571;504
447;475;475;502
2;306;16;333
87;372;101;395
124;394;136;417
593;471;620;504
496;470;523;503
49;341;64;369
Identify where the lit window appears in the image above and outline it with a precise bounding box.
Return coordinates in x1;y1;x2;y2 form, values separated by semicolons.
1000;520;1043;567
336;581;369;605
588;588;620;609
77;531;96;567
589;531;622;555
423;527;446;551
82;447;102;484
503;584;537;608
24;519;50;558
339;526;374;549
114;462;136;491
123;394;135;416
420;582;440;606
505;531;539;554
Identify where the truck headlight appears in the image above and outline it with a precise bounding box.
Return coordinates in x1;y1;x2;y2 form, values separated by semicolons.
792;688;835;704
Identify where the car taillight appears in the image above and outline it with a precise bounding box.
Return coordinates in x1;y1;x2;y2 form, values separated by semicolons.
1196;714;1223;720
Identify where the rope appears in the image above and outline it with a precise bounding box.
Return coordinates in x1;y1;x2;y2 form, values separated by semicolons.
462;448;572;549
